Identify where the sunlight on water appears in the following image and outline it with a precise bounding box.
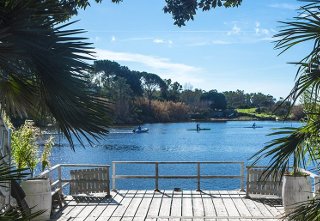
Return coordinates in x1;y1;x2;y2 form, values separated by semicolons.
42;121;301;190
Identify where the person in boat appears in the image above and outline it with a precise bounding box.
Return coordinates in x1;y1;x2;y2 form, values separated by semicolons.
138;125;142;131
252;122;256;128
196;124;200;131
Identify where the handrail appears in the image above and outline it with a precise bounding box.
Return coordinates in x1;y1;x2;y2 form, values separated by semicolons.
112;161;245;191
36;164;111;196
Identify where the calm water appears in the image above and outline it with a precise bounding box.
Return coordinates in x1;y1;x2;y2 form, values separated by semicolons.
44;121;301;190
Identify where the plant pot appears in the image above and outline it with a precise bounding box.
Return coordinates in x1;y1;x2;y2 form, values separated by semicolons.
282;175;312;214
20;178;52;220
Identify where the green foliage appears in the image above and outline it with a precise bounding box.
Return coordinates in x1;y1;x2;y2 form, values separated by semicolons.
200;90;227;110
11;121;38;177
41;136;54;172
0;0;112;148
163;0;242;26
236;108;277;119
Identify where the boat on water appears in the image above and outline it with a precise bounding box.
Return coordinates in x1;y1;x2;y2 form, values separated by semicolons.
243;126;263;129
133;128;149;133
187;128;211;131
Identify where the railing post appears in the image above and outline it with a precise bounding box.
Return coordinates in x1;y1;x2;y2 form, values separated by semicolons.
106;165;111;197
315;176;320;195
197;162;201;191
246;166;250;197
155;162;159;191
58;165;62;194
240;162;244;192
112;162;116;191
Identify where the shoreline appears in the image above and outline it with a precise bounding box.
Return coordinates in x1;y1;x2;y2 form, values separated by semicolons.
113;117;299;127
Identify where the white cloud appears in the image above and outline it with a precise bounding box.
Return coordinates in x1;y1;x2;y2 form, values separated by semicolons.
255;22;272;38
111;36;116;42
153;38;165;44
94;49;202;84
153;38;174;46
269;3;299;10
227;24;241;36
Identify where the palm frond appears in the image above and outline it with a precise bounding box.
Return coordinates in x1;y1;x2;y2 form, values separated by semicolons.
0;0;113;148
249;123;319;180
283;198;320;221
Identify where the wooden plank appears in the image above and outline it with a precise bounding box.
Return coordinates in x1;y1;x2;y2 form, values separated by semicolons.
219;190;240;221
170;190;182;217
65;198;89;219
110;190;137;217
158;190;173;217
147;190;163;217
182;190;193;217
201;190;216;217
96;190;128;220
84;192;118;220
210;191;228;221
134;190;154;220
249;200;273;218
192;190;204;221
124;190;145;218
230;191;251;217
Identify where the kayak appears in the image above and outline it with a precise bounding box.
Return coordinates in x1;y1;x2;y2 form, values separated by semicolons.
187;128;211;131
133;128;149;133
243;126;263;128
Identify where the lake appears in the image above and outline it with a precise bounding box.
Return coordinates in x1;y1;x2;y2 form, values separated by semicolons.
45;121;301;190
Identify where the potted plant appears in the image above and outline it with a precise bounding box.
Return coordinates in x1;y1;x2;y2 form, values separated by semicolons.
9;120;54;220
250;125;316;214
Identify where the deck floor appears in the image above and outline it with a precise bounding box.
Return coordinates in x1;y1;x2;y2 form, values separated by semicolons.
52;190;284;221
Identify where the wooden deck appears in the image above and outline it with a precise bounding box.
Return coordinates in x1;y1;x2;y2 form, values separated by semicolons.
51;190;284;221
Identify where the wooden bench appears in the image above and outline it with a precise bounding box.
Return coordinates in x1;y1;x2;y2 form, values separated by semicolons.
70;167;110;197
246;166;282;198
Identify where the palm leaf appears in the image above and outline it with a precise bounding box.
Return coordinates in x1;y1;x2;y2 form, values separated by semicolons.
0;0;113;148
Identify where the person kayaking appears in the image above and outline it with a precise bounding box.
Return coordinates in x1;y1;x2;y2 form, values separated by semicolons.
196;124;200;131
252;122;256;128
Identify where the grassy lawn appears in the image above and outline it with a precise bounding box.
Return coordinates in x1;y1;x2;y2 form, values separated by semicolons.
236;108;277;119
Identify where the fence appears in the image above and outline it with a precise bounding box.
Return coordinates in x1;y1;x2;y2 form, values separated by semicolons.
38;164;111;197
112;161;245;191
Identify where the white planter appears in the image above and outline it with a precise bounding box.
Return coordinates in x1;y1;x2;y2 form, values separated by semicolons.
282;175;312;214
21;179;52;221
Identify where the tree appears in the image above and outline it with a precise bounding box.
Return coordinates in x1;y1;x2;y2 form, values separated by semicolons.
163;0;242;26
140;72;167;109
250;1;320;219
0;1;112;147
36;0;242;27
163;79;182;101
223;90;250;108
200;90;227;110
92;60;143;96
180;88;203;112
250;93;275;109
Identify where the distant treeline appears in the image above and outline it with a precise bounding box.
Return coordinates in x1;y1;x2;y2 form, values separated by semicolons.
87;60;303;124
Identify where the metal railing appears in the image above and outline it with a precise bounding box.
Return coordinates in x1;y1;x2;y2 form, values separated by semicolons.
246;166;320;197
38;164;111;196
112;161;245;191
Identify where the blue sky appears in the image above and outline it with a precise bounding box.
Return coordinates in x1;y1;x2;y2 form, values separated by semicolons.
72;0;311;99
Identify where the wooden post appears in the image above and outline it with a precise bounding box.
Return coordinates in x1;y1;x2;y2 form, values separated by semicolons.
58;165;62;195
246;166;250;197
155;162;159;191
197;162;200;191
240;162;244;192
106;166;111;197
112;162;116;191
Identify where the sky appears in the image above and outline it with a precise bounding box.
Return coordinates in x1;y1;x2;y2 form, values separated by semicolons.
72;0;312;99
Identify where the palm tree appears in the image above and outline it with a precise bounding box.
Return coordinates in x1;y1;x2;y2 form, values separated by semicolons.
0;0;113;148
251;1;320;219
